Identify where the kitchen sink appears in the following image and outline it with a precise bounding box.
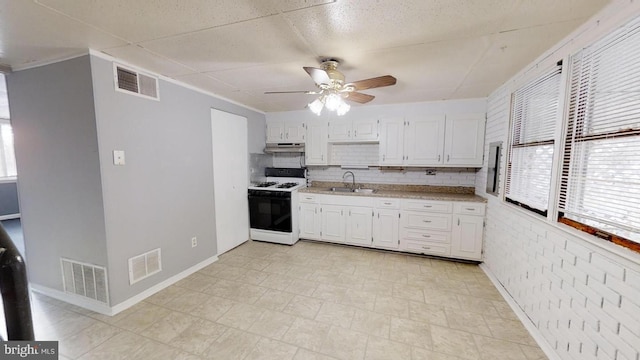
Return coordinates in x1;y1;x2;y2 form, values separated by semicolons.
353;188;375;194
329;187;354;192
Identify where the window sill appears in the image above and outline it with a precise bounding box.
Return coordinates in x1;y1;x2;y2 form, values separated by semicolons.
0;177;17;184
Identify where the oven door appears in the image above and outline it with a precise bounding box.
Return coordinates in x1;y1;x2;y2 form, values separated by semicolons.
248;190;292;232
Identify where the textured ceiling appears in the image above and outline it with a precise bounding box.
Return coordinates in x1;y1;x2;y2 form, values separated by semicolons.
0;0;611;112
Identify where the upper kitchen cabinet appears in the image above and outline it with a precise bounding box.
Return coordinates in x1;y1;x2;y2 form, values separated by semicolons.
444;114;485;166
305;120;328;165
379;113;485;167
327;114;378;142
266;114;306;143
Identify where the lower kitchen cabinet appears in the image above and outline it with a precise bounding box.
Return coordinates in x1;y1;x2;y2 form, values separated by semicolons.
321;205;346;243
298;193;485;262
299;202;321;240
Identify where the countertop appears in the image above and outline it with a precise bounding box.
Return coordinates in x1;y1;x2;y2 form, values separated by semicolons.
299;182;486;203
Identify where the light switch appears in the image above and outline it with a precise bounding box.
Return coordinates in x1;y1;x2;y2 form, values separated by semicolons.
113;150;126;166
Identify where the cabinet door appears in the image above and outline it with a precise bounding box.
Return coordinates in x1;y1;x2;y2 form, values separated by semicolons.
379;118;405;165
285;120;306;142
328;120;351;141
305;121;328;165
352;118;378;141
299;203;321;240
373;209;399;249
404;115;445;165
444;114;485;166
266;120;284;143
321;205;346;243
451;215;484;260
346;206;373;246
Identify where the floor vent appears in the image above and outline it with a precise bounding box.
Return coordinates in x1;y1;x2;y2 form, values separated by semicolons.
128;248;162;285
114;64;159;100
61;258;109;305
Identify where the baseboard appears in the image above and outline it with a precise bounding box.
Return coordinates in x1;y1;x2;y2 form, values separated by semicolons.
30;283;112;315
109;255;219;315
30;255;219;316
479;263;561;360
0;213;20;221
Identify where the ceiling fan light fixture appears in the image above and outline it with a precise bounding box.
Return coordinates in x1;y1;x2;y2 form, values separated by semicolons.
324;92;342;111
308;98;324;116
336;101;350;116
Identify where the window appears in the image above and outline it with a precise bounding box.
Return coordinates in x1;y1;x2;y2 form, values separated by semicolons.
0;74;16;180
559;19;640;251
505;64;563;216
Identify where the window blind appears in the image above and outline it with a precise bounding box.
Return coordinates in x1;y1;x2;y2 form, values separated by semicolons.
559;18;640;246
505;64;563;215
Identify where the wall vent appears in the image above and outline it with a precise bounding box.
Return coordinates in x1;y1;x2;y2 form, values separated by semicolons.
61;258;109;305
128;248;162;285
114;64;159;100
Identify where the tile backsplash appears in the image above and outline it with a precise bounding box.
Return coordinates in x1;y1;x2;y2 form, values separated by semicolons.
272;147;477;187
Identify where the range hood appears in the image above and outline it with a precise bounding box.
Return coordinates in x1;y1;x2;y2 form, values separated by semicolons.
264;143;305;153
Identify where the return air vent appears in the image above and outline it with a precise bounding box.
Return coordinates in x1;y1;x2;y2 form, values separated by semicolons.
128;248;162;285
114;64;159;100
61;258;109;305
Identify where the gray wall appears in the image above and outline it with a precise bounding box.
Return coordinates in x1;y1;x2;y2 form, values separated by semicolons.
90;55;265;305
0;181;19;216
7;56;109;289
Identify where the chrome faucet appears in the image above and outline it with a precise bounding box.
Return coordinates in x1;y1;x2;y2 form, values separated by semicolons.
343;171;356;190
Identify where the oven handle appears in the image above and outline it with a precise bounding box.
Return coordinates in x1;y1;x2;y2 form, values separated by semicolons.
248;191;292;200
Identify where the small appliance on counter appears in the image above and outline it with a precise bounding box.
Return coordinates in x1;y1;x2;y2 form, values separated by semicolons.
248;167;306;245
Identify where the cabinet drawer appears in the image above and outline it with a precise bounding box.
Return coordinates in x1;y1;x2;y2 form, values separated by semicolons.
402;212;451;231
402;200;452;213
402;240;451;256
299;194;319;203
400;228;450;244
376;198;400;209
454;202;486;216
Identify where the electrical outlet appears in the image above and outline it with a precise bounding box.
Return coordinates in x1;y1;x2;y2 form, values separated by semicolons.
191;237;197;248
425;169;437;176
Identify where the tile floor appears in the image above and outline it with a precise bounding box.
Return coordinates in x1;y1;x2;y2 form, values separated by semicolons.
24;240;547;359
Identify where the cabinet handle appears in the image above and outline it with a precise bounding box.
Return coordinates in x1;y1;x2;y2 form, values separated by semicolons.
384;202;392;205
465;208;475;211
422;246;431;250
423;220;432;223
423;205;432;208
458;218;460;226
438;155;441;162
348;130;351;137
286;133;289;139
447;155;450;162
354;130;357;137
422;234;431;238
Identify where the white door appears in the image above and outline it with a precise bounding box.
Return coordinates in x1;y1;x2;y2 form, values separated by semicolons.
321;205;346;243
451;215;484;260
444;114;485;166
346;206;373;246
211;109;248;255
379;118;404;165
373;209;400;249
299;203;321;240
305;121;328;165
284;120;306;142
404;115;445;165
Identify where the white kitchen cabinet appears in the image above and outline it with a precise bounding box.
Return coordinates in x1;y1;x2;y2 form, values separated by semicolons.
443;113;485;166
372;198;400;249
399;199;453;257
379;118;405;165
266;118;306;143
305;121;328;165
299;202;321;240
378;114;485;167
328;116;378;142
404;115;445;165
321;205;346;243
346;206;373;246
451;202;485;260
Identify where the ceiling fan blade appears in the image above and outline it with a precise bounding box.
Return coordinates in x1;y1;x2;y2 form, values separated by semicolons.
348;75;397;91
264;90;318;94
345;92;375;104
304;66;331;85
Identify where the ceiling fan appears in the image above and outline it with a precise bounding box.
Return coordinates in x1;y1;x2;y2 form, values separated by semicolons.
265;59;397;115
